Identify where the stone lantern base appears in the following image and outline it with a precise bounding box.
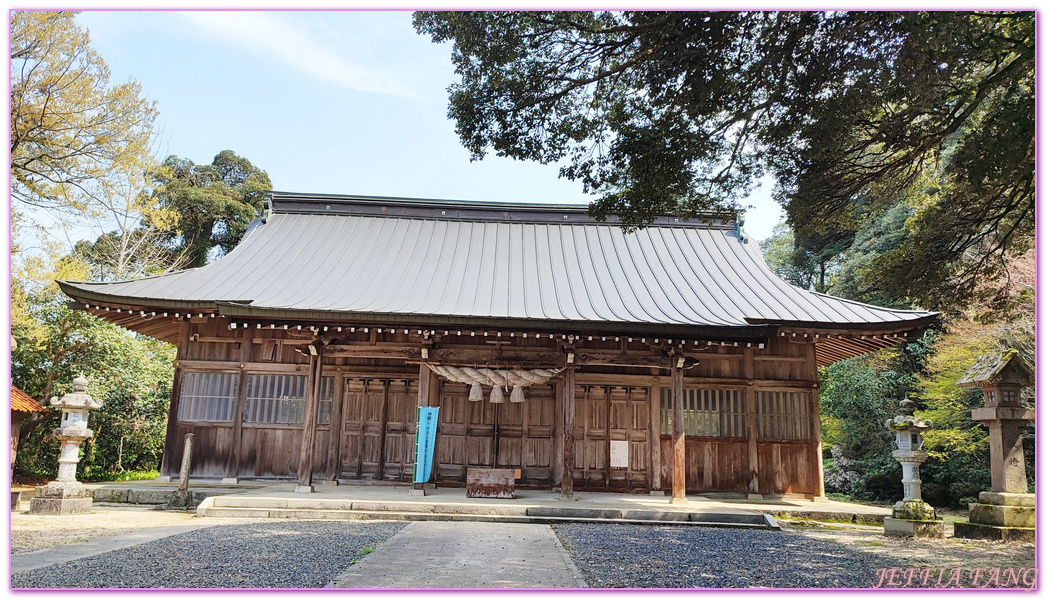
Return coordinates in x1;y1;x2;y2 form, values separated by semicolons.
883;500;944;538
953;492;1034;543
29;481;93;516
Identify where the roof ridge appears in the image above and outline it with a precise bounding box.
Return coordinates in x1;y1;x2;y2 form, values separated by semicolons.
266;193;738;229
808;290;936;316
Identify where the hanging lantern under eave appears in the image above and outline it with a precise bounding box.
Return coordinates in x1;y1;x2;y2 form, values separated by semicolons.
489;385;505;403
469;382;483;402
510;385;525;403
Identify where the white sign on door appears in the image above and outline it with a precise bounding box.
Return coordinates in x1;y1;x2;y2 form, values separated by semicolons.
610;440;629;468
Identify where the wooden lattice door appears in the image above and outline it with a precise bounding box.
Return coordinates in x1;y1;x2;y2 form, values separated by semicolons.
572;385;650;489
340;377;417;480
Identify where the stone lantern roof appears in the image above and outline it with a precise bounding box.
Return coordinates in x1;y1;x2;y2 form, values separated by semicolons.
957;350;1034;388
885;399;933;432
49;375;102;410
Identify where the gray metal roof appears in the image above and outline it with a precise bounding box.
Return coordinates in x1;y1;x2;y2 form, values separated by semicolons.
59;194;936;335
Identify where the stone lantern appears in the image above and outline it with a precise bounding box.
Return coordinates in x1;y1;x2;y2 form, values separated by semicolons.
883;398;944;537
29;375;103;515
953;350;1035;542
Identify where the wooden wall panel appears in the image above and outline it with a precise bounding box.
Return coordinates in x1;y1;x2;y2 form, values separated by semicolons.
662;437;750;494
521;384;554;483
435;383;467;480
691;353;744;379
381;379;418;481
172;423;234;478
757;441;816;494
311;427;331;476
572;385;608;486
239;425;303;477
465;396;496;468
660;436;672;488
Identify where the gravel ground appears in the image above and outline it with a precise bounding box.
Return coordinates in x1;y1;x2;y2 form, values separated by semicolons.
553;523;1035;589
11;520;407;589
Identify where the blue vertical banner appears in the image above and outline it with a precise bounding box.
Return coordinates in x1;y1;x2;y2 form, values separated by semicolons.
413;406;440;484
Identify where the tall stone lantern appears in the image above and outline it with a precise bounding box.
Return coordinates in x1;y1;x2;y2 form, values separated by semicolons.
954;350;1035;542
883;398;944;537
29;375;103;515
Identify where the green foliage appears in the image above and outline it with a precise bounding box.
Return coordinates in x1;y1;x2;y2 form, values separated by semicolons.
11;11;158;217
761;223;851;293
147;150;272;268
416;10;1033;309
915;317;1034;502
81;470;160;483
12;275;175;477
818;335;938;501
828;203;913;308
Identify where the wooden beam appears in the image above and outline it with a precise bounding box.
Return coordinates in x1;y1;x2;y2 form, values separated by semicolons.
560;367;576;499
176;360;308;373
575;372;815;389
671;363;686;504
191;336;244;344
296;343;324;491
574;352;699;369
327;343;708;369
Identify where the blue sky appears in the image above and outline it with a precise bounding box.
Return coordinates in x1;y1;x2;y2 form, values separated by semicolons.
74;10;785;240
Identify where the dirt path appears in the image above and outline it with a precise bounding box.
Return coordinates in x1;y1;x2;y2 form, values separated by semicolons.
785;521;1034;569
11;504;197;554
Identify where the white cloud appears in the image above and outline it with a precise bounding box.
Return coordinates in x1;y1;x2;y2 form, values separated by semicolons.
178;11;416;99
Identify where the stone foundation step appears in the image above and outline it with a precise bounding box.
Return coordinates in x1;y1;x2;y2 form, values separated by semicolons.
197;499;779;530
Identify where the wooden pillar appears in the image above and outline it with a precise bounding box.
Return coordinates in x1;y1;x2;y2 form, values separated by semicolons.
417;363;433;408
324;374;346;483
744;347;760;498
649;379;662;491
414;364;434;488
296;342;324;492
560;367;576;499
603;387;611;487
226;369;248;482
807;341;826;500
552;379;564;486
11;411;23;477
375;381;390;480
160;321;191;477
670;363;687;504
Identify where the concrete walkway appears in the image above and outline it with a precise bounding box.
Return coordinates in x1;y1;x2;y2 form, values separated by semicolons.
330;521;587;588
